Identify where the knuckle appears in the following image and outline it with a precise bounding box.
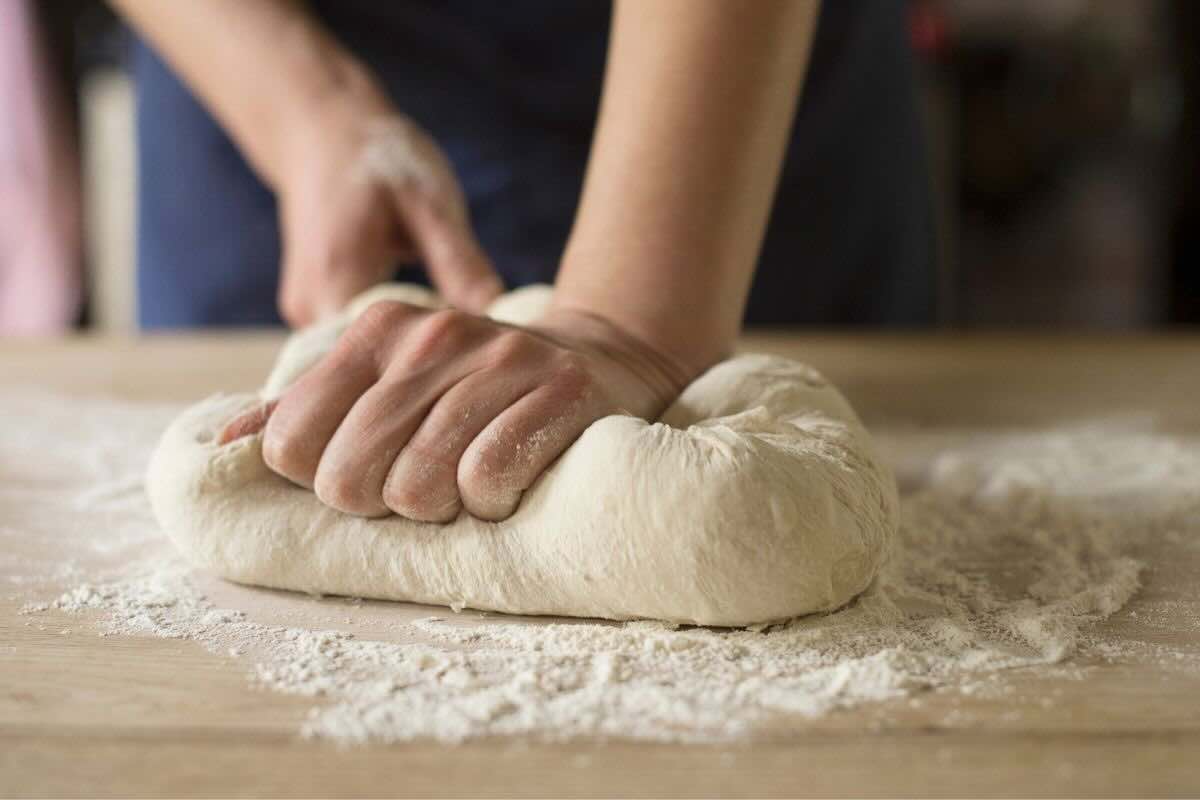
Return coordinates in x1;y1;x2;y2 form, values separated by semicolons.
423;307;475;339
402;308;476;364
339;301;414;369
383;458;461;522
550;353;595;401
353;299;411;335
486;329;536;368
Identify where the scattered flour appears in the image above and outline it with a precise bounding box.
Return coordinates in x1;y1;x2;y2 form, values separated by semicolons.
4;389;1199;744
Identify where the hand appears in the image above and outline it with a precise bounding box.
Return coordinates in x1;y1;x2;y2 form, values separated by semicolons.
275;100;502;326
220;299;696;522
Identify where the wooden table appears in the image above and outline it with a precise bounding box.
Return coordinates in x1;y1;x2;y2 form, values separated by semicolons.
3;332;1199;798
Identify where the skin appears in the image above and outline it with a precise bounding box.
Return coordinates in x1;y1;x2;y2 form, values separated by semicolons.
112;0;819;522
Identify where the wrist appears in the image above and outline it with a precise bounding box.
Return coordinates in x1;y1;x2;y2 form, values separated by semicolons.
538;293;724;393
548;279;733;383
532;305;698;414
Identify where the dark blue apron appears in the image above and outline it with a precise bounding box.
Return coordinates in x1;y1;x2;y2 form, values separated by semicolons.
133;0;934;328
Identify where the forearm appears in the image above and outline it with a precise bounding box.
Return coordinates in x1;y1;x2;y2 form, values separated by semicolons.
555;0;819;373
110;0;387;188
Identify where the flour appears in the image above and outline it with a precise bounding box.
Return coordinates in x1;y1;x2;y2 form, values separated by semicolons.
156;286;898;627
4;389;1199;744
355;118;442;193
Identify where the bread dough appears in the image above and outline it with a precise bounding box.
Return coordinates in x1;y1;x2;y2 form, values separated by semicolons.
147;285;898;626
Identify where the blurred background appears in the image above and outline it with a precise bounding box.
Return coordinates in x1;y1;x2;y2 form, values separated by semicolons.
0;0;1197;334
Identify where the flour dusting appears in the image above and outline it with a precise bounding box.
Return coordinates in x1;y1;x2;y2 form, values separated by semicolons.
5;389;1199;744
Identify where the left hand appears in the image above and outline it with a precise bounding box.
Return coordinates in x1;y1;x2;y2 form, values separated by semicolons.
220;298;696;522
274;105;502;327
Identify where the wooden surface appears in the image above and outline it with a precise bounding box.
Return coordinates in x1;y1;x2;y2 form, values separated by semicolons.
3;331;1200;798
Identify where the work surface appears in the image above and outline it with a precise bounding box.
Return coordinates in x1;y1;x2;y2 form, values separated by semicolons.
2;332;1199;798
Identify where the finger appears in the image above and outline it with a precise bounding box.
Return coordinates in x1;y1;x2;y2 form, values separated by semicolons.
382;367;536;522
396;192;503;313
312;306;493;517
218;400;279;445
260;325;385;489
311;372;440;518
458;369;601;521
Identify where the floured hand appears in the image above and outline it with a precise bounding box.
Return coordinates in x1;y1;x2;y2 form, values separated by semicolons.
275;106;502;326
221;298;694;522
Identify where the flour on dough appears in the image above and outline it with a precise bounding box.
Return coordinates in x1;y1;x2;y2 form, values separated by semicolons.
147;285;898;626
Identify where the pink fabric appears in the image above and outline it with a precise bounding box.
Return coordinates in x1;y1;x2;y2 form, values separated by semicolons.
0;0;82;335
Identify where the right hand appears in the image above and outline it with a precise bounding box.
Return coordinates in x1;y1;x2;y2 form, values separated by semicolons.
220;297;695;523
274;99;502;326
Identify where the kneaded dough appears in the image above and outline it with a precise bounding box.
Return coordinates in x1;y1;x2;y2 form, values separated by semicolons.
148;285;898;626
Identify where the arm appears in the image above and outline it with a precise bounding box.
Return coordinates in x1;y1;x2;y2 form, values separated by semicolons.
110;0;376;188
221;1;822;524
111;0;500;320
554;0;820;374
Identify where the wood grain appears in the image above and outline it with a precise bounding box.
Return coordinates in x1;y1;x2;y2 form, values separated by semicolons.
2;333;1199;798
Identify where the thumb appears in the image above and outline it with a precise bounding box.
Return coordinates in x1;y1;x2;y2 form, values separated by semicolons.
397;192;503;313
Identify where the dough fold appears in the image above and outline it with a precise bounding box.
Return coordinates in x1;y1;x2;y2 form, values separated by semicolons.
148;285;898;626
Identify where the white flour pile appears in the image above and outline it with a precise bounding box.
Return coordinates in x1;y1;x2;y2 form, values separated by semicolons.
5;389;1199;744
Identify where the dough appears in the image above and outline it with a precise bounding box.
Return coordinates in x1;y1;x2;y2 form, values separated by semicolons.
148;285;898;626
